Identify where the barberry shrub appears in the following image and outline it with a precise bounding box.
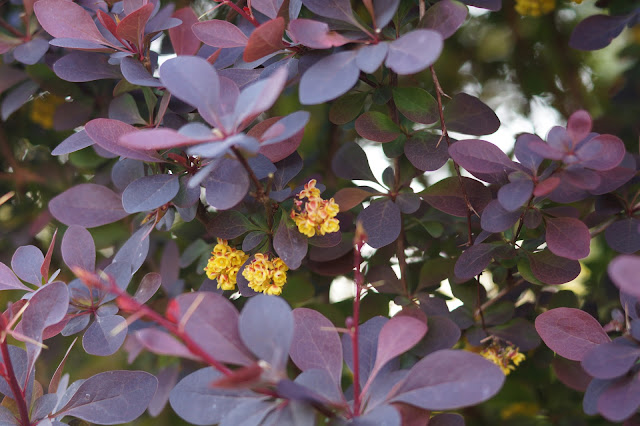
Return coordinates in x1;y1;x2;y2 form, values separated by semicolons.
0;0;639;424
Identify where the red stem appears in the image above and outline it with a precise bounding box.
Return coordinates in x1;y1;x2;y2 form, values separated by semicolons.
0;318;30;426
222;0;259;27
351;237;365;416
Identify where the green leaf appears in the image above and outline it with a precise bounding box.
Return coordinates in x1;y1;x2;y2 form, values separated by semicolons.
329;92;367;125
355;111;403;143
517;257;545;286
393;87;439;125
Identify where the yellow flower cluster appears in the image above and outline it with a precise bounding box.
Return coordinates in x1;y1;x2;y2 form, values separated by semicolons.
514;0;555;16
241;253;288;296
29;94;64;129
480;344;526;375
204;239;249;291
291;179;340;238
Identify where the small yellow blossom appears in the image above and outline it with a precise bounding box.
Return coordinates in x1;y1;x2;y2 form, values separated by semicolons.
514;0;555;16
204;239;249;291
480;343;526;375
242;253;289;295
291;179;340;238
30;94;64;129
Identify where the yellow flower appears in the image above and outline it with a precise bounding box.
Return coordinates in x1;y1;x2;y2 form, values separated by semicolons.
480;343;526;375
204;239;249;291
29;94;64;129
242;253;289;295
514;0;555;16
291;179;340;238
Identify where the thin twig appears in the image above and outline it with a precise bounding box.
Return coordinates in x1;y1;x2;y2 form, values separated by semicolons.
0;317;30;426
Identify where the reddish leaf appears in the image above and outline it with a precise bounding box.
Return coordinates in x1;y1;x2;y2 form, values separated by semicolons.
355;111;402;143
552;357;592;392
85;119;164;162
169;7;201;56
444;93;500;135
116;3;153;48
528;250;581;285
34;0;110;44
448;139;515;176
243;17;286;62
40;228;57;280
192;20;249;48
333;187;378;211
421;176;491;217
288;19;350;49
136;328;200;360
545;216;590;260
535;307;610;361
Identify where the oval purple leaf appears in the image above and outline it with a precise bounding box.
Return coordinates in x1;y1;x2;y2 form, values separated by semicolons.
385;30;443;75
545;216;590;260
82;315;128;356
11;245;43;286
204;158;250;210
273;216;308;270
609;255;640;299
122;174;180;213
605;218;640;254
454;243;495;280
299;51;359;105
357;199;402;249
62;225;96;273
528;250;581;285
581;338;640;380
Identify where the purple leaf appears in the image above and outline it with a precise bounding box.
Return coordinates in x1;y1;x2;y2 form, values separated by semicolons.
535;307;610;361
567;110;592;143
514;133;544;171
528;250;581;285
82;315;127;356
454;243;495;280
299;51;359;105
175;292;254;365
605;218;640;254
239;295;294;369
109;94;146;125
242;231;266;252
13;38;49;65
591;152;637;195
169;7;201;56
204;158;250;210
576;134;626;171
53;53;122;82
290;308;343;384
0;65;27;96
332;141;376;182
122;174;180;213
480;199;520;233
169;368;259;425
273;215;308;270
113;223;152;274
0;262;30;291
581;338;640;379
209;210;253;239
385;30;443;75
119;127;202;151
421;176;491;217
135;328;199;360
11;245;43;286
569;13;632;51
373;0;401;28
301;0;355;23
597;372;640;422
49;183;128;228
497;179;533;212
62;226;96;273
192;20;249;48
1;80;38;121
147;366;179;417
414;316;461;356
545;216;590;260
52;130;94;155
609;255;640;299
392;87;439;125
448;139;515;177
356;43;389;74
34;0;109;44
422;0;468;39
288;19;350;49
134;272;162;303
352;405;400;426
233;67;287;128
583;378;612;416
120;57;162;87
252;0;283;18
56;371;157;424
395;193;421;214
294;369;344;404
85;119;163;162
444;93;500;135
355;111;402;143
357;199;402;248
342;316;388;387
389;349;505;410
369;316;427;382
552;357;592;392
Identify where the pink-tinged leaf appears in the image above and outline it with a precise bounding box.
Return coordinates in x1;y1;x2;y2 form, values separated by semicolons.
53;52;121;82
239;295;294;369
122;174;179;213
299;50;359;105
40;228;56;281
528;250;581;285
454;243;495;280
56;371;158;424
567;109;592;143
333;187;377;211
597;372;640;422
421;176;491;217
0;262;30;291
0;64;28;96
133;272;162;304
422;0;468;39
449;139;515;176
249;113;307;162
119;128;205;150
288;19;350;49
369;316;427;383
576;134;626;171
83;315;127;356
480;199;520;233
136;328;200;360
273;215;308;270
34;0;110;44
357;199;402;248
116;3;153;48
62;225;96;273
609;255;640;299
49;183;129;228
385;29;443;75
290;308;343;384
302;0;355;23
174;292;254;365
355;111;402;143
169;7;201;55
389;349;505;410
52;130;94;155
552;357;592;392
192;20;249;48
535;307;610;361
533;176;561;197
11;245;44;286
243;17;285;62
582;338;640;379
356;42;389;73
85;119;163;162
444;93;500;135
545;216;590;260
